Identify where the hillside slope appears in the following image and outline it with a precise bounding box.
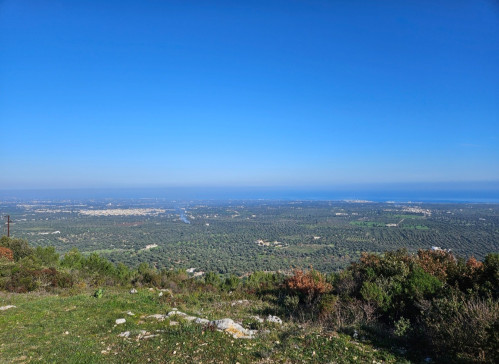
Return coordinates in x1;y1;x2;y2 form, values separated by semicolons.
0;288;406;363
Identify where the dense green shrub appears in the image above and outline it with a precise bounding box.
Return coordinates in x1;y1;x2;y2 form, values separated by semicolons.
204;271;221;286
33;246;59;267
481;253;499;298
6;267;39;292
360;281;390;308
318;293;338;320
133;262;161;286
0;258;15;289
115;262;133;283
60;248;85;269
5;266;73;292
84;253;116;276
0;236;33;261
222;274;240;291
404;266;442;299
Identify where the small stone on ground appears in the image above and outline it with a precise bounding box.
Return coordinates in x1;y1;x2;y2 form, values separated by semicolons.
0;305;16;311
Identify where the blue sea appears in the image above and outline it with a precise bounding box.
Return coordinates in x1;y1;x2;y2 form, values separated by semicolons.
1;182;499;203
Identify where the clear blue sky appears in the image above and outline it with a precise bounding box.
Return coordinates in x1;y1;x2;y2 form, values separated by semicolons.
1;0;498;189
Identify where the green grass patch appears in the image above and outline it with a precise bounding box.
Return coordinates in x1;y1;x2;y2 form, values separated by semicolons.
0;288;407;363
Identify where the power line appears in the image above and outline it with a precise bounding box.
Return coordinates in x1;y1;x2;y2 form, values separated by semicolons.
3;215;10;237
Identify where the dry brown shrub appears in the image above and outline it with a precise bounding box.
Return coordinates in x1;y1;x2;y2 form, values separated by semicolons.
0;247;14;261
466;256;484;272
359;252;381;267
329;298;378;330
285;269;332;304
417;249;456;281
425;295;499;363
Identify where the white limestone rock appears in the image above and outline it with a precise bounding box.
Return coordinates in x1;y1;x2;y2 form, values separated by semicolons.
266;315;282;324
0;305;16;311
212;319;257;339
147;314;167;321
163;310;257;339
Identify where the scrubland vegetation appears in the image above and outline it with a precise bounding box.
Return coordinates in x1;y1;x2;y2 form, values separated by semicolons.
1;235;497;363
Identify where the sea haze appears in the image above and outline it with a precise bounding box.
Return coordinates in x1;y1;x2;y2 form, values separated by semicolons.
1;182;498;203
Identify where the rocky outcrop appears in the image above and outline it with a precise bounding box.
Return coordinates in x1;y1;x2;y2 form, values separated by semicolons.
266;315;282;324
211;318;257;339
146;310;259;339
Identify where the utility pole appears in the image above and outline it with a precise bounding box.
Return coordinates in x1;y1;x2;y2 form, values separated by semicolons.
4;215;10;237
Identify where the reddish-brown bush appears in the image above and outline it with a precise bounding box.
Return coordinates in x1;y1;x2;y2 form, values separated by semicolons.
285;269;332;304
466;256;483;271
0;247;14;261
358;252;381;267
417;249;456;281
